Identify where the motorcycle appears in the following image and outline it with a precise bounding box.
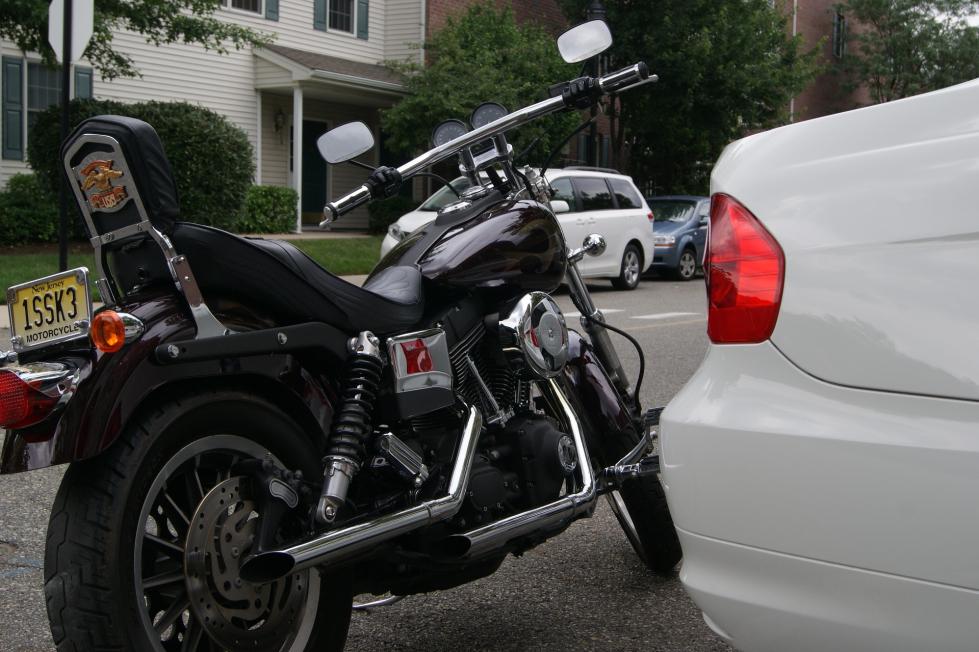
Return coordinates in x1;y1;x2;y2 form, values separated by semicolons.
0;20;679;652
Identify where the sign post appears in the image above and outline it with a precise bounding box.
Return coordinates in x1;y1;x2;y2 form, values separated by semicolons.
48;0;93;271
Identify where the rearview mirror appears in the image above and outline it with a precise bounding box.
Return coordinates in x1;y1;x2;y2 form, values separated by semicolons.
557;20;613;64
317;122;374;164
550;199;571;214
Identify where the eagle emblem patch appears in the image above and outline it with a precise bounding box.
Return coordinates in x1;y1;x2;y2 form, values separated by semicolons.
79;159;128;210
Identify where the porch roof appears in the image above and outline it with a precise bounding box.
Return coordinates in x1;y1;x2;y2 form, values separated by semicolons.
255;44;405;95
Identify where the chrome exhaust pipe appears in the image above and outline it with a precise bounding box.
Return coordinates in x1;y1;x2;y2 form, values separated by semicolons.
443;379;597;559
240;405;482;583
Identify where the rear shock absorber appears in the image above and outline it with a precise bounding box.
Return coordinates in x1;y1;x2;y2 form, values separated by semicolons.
316;331;384;524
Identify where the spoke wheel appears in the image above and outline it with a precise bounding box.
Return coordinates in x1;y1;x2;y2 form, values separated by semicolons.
44;391;353;652
135;437;317;652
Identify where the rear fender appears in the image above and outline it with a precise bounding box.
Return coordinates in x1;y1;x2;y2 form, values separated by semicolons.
558;330;638;466
1;294;341;474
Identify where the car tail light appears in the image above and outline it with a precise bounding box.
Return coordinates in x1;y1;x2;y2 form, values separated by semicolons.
706;194;784;344
0;364;70;429
647;211;654;221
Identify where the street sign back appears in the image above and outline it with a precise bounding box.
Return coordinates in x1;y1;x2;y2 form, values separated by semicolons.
48;0;94;64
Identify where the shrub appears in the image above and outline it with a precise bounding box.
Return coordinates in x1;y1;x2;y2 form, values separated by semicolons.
0;174;58;246
28;99;254;231
367;196;419;235
234;185;298;233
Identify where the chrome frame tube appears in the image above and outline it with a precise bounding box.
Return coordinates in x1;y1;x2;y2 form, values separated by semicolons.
239;405;482;584
445;379;597;559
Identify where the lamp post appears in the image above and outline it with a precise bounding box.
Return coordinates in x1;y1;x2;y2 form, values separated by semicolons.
586;0;606;168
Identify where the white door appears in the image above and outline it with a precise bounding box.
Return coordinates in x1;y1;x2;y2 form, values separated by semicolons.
571;176;621;276
549;177;589;257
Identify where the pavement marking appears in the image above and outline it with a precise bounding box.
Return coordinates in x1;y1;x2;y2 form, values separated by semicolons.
564;308;624;318
625;318;707;332
632;312;702;320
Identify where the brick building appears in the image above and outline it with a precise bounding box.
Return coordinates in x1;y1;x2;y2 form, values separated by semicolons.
784;0;870;121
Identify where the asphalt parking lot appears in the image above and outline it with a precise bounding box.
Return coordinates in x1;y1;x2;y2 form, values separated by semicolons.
0;275;732;652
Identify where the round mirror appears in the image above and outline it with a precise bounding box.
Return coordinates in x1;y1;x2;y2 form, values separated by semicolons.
557;20;613;64
470;102;509;130
317;122;375;164
431;119;470;147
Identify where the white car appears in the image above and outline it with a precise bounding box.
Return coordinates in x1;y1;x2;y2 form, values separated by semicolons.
379;168;656;290
661;79;979;651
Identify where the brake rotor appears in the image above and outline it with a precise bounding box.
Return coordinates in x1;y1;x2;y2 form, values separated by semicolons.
185;476;309;651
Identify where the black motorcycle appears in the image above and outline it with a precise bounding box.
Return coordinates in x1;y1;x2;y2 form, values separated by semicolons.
0;20;678;652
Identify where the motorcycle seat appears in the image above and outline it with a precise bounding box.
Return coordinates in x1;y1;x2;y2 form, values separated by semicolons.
170;222;424;334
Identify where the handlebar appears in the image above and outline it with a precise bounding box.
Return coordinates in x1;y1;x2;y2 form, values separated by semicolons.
323;61;652;223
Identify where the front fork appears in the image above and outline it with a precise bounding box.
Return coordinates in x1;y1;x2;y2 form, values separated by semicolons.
565;259;633;400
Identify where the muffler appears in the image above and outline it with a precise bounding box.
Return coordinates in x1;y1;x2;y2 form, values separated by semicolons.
442;379;597;559
239;405;482;583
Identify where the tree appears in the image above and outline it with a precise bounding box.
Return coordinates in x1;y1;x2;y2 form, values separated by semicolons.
560;0;821;194
836;0;979;103
1;0;269;80
381;5;579;165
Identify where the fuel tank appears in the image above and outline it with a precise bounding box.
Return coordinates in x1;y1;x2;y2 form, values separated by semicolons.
377;196;568;297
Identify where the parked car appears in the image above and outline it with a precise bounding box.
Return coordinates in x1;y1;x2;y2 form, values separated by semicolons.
645;195;709;280
381;167;655;290
661;79;979;652
379;176;473;257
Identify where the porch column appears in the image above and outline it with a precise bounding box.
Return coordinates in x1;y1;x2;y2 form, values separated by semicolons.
255;91;262;185
293;85;303;234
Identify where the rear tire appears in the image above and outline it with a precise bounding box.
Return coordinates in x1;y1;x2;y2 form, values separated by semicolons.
612;244;642;290
674;247;698;281
44;390;352;652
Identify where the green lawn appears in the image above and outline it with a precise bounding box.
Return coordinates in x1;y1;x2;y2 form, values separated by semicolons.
0;236;383;304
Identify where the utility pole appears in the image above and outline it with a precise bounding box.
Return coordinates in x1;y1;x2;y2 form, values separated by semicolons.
58;0;73;271
586;0;606;168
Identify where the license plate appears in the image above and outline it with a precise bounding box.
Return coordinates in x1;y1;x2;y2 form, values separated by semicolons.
6;268;92;352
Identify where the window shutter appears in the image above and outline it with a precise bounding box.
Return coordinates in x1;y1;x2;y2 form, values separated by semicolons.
265;0;279;21
2;57;24;161
314;0;326;31
356;0;369;39
74;66;93;99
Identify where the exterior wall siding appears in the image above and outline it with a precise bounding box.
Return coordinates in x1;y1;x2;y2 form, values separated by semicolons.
385;0;425;64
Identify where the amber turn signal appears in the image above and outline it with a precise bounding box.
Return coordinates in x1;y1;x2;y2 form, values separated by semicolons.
90;310;126;353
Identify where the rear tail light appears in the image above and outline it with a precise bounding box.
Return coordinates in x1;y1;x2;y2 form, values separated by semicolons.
706;194;784;344
647;211;654;221
0;363;72;429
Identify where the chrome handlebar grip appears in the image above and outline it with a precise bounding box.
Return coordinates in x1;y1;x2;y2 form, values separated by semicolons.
323;62;651;221
598;62;650;94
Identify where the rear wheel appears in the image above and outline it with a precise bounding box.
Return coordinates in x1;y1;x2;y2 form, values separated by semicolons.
674;247;698;281
44;391;352;652
612;244;642;290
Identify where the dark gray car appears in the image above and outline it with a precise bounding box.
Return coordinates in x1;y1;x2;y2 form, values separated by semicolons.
646;195;709;280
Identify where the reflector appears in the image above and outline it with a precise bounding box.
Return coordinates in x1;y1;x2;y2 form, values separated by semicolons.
0;369;60;429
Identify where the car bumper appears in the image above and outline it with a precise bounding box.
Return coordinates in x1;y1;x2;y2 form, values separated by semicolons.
379;233;400;258
661;341;979;652
648;245;680;270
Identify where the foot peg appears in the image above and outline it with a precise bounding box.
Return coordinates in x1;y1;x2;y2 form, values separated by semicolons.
601;455;660;488
643;406;664;429
372;432;429;487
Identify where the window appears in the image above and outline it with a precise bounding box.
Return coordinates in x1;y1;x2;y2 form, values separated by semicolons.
550;177;576;210
315;0;367;38
832;11;847;59
608;178;641;209
230;0;260;12
222;0;278;20
27;63;61;132
573;178;614;211
2;59;93;160
330;0;353;31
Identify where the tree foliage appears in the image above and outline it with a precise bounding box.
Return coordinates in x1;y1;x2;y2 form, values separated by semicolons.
0;0;270;80
560;0;821;194
381;5;579;165
836;0;979;103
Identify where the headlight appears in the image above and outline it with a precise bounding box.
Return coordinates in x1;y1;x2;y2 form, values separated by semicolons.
653;234;676;246
388;223;405;240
